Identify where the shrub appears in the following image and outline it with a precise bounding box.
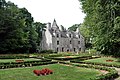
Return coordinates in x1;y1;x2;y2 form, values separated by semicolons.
40;50;55;54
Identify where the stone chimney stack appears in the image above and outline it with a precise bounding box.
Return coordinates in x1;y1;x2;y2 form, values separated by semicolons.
47;22;51;29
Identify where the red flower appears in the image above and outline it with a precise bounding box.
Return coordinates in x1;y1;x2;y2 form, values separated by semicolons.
33;70;41;76
33;68;53;76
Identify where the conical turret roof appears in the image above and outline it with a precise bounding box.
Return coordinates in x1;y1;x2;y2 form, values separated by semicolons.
52;19;59;29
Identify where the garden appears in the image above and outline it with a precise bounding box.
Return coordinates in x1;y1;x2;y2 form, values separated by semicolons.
0;64;102;80
0;53;119;80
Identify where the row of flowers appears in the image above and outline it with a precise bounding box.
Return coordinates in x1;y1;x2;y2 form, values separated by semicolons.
33;68;53;76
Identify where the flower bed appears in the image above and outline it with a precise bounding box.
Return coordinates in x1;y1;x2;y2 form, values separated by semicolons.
15;60;24;62
33;68;53;76
106;59;114;62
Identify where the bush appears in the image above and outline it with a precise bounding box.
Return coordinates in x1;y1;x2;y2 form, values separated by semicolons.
40;50;56;54
0;55;29;59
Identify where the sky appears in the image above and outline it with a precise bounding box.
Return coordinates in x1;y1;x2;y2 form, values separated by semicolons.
6;0;86;28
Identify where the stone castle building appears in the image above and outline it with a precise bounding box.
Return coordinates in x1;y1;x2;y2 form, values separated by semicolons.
41;19;85;52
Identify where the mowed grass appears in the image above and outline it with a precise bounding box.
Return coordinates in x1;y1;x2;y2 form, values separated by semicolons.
0;64;101;80
83;57;120;65
0;58;41;63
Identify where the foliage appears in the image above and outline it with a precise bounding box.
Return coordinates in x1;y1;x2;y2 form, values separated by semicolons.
80;24;92;48
0;0;46;53
79;0;120;56
33;22;46;52
68;24;81;31
40;50;54;54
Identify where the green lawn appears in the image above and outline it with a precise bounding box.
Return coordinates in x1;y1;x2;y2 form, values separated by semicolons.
83;57;120;65
0;58;41;63
0;64;101;80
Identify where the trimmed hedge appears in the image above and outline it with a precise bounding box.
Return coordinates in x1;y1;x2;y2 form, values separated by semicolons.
0;61;57;69
0;59;56;69
0;55;29;59
59;61;119;80
70;60;120;68
49;56;100;61
40;50;57;54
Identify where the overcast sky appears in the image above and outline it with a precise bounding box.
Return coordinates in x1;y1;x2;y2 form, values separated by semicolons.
6;0;85;28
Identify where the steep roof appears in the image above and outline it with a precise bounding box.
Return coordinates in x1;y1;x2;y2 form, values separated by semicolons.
52;19;59;29
61;31;68;38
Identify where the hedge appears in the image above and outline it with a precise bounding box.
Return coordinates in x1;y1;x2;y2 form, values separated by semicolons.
70;60;120;68
0;61;57;69
59;61;119;80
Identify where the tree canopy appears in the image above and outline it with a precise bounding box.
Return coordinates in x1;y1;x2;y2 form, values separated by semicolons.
0;0;46;53
79;0;120;56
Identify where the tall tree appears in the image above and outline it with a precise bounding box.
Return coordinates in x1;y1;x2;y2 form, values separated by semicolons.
80;23;92;48
0;1;34;53
68;24;81;31
79;0;120;56
33;22;46;52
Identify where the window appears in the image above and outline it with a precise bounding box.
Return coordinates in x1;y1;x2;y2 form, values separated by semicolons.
79;35;80;38
79;48;81;51
74;48;76;52
78;41;80;44
57;34;59;37
67;49;69;52
69;34;71;38
56;48;59;52
62;47;64;52
57;41;59;45
70;40;71;44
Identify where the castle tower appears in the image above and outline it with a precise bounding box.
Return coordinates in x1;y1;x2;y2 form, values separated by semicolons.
52;19;59;29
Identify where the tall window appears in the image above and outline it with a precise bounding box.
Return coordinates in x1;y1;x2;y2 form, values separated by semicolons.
62;47;64;52
74;48;76;52
78;41;80;44
67;49;69;52
79;35;80;38
69;34;71;38
56;48;59;52
57;41;59;45
79;48;81;51
70;40;71;44
57;34;59;37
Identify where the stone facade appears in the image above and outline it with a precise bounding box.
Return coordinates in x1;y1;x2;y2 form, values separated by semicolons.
41;19;85;52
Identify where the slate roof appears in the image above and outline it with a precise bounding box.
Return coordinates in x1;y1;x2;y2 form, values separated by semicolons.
48;19;80;39
60;31;68;38
52;19;59;29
